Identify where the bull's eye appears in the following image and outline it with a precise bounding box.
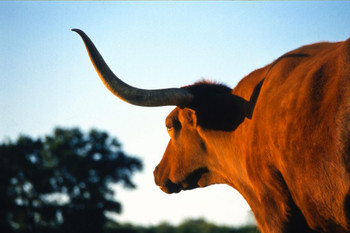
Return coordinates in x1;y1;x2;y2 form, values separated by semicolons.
166;119;181;136
166;122;173;133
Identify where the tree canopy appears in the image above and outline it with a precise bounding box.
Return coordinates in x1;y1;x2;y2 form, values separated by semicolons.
0;127;142;233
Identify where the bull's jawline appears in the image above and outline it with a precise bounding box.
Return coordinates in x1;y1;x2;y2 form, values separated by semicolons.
162;167;209;194
183;167;209;190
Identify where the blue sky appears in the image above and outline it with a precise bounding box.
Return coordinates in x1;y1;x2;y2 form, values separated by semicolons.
1;1;350;227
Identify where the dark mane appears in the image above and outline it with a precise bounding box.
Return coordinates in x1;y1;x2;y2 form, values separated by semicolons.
183;80;249;131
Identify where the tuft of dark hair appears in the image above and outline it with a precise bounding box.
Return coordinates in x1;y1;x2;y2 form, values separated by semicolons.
181;80;248;131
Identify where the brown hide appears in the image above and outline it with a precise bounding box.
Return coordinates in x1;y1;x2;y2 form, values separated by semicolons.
154;38;350;233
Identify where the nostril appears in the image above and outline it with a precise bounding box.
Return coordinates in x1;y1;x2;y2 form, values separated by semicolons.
165;179;182;193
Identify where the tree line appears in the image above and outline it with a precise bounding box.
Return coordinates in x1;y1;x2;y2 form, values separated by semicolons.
106;218;259;233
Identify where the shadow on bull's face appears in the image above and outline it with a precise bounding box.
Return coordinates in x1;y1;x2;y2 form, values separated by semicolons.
152;107;211;193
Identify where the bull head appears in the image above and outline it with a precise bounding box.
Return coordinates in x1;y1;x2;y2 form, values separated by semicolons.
73;29;248;194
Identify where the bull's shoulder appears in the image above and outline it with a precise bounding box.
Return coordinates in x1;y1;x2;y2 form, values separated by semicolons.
233;67;267;101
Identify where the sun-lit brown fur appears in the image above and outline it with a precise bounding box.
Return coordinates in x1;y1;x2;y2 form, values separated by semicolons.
154;38;350;233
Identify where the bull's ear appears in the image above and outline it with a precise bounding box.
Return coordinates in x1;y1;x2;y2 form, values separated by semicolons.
180;108;197;128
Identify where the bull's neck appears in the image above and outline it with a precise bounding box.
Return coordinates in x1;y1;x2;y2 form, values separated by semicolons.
199;118;265;230
199;71;267;213
201;124;256;199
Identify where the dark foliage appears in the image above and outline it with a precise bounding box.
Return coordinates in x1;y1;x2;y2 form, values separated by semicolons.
105;219;259;233
0;127;142;233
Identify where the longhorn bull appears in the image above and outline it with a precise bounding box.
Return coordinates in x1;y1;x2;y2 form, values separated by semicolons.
73;29;350;233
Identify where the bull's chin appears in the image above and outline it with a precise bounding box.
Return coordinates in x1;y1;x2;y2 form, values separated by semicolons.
159;167;209;194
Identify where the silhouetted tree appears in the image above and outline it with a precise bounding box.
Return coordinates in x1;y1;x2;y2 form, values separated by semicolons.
0;127;142;233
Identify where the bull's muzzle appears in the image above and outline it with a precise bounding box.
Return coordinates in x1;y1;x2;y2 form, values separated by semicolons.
153;167;209;194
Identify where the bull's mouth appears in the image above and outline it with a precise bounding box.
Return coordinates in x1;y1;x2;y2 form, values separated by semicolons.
160;167;209;194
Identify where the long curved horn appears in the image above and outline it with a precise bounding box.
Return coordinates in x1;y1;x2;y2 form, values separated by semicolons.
72;29;193;107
